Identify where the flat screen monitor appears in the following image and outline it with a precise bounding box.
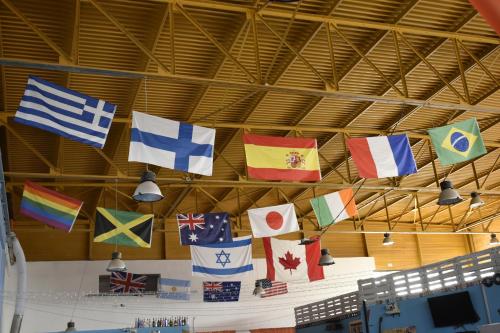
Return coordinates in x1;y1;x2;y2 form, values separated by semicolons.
427;291;480;327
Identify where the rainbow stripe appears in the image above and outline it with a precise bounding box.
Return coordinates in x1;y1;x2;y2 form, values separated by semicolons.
20;180;83;232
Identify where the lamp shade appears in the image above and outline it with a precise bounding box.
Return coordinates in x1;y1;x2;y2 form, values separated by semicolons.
437;180;463;205
253;281;264;296
469;192;484;209
106;251;127;272
382;233;394;246
490;233;499;246
133;171;164;202
299;238;315;245
319;248;335;266
65;321;76;332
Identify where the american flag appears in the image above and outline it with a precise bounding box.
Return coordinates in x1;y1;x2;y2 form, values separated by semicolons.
110;272;147;293
177;213;205;231
256;279;288;298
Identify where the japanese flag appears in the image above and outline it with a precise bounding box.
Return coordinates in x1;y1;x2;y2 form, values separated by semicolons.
247;203;299;238
263;237;324;282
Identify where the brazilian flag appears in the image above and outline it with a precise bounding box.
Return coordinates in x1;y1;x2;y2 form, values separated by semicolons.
94;207;153;248
428;118;486;166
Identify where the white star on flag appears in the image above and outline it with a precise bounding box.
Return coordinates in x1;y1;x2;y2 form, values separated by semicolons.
189;233;198;242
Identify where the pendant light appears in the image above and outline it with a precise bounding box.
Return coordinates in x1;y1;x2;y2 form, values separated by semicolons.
319;248;335;266
382;233;394;246
253;281;264;296
469;192;484;209
437;180;463;205
106;251;127;272
64;321;76;332
133;170;164;202
489;233;499;246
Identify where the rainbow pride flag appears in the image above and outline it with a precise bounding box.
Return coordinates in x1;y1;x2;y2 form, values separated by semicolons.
20;180;83;232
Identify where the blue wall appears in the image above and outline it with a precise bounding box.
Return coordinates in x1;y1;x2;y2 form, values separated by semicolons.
0;183;6;332
362;284;500;333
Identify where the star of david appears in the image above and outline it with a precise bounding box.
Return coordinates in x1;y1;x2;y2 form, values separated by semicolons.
215;250;231;267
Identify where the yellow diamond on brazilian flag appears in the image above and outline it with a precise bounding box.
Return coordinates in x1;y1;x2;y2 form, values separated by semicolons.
428;118;486;166
94;207;153;248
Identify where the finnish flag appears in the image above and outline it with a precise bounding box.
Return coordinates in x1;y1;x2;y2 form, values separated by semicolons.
15;76;116;148
129;111;215;176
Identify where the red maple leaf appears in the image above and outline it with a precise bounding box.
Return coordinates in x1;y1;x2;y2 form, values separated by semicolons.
279;251;301;274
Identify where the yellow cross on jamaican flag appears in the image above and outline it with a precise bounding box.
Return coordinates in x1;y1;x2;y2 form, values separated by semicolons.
94;207;153;248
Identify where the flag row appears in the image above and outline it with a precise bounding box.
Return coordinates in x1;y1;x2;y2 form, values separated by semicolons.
15;76;487;180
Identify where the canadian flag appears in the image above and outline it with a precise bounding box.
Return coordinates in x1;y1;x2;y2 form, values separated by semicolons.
247;203;299;238
263;237;324;282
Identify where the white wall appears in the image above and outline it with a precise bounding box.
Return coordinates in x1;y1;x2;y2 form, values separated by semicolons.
2;257;375;333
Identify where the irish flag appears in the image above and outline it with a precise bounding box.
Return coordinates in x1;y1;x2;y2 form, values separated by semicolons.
310;188;358;227
20;180;83;232
243;134;321;181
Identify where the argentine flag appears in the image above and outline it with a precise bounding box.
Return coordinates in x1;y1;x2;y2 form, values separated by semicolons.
190;236;253;278
129;111;215;176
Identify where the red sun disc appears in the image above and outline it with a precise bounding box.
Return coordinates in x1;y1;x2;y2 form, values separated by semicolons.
266;211;283;230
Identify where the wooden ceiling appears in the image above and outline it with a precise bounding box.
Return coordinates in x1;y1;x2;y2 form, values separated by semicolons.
0;0;499;269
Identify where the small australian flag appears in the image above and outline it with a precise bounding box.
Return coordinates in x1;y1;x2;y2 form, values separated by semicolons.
177;212;232;245
203;281;241;302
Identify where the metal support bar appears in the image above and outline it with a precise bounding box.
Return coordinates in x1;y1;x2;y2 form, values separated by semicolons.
458;40;499;86
392;31;408;97
176;4;257;83
88;0;170;74
1;57;500;114
453;39;471;103
325;23;339;90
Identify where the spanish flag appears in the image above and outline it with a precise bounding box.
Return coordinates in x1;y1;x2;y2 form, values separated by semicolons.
243;134;321;181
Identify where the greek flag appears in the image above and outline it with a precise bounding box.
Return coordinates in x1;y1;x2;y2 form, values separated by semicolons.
129;111;215;176
14;76;116;148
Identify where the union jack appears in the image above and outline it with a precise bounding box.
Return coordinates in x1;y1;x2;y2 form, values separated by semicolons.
110;272;147;293
203;282;223;292
177;213;205;231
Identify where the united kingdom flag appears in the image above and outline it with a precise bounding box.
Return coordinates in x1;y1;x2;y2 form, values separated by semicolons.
110;272;147;293
177;213;205;231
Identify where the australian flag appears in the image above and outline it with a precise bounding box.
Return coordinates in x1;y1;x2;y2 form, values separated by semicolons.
203;281;241;302
177;212;232;245
15;76;116;148
110;272;147;294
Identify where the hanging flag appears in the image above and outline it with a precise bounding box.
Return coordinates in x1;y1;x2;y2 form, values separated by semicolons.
177;212;232;245
347;134;417;178
110;272;147;294
428;118;487;166
263;237;324;282
243;133;321;181
203;281;241;302
19;180;83;232
190;236;253;278
310;188;358;228
247;203;299;238
255;279;288;298
14;76;116;148
94;207;153;248
129;111;215;176
157;278;191;300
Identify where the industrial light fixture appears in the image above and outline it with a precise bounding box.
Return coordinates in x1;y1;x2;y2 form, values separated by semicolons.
106;251;127;272
253;281;264;296
382;233;394;246
133;170;164;202
64;321;76;332
437;180;463;206
319;248;335;266
299;238;316;245
489;234;499;246
469;192;484;209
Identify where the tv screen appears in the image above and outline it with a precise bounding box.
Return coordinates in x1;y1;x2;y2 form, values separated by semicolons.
427;291;479;327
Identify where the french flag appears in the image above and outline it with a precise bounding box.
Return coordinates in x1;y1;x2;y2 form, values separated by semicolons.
347;134;417;178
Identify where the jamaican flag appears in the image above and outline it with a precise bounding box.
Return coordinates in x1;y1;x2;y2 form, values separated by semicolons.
94;207;153;248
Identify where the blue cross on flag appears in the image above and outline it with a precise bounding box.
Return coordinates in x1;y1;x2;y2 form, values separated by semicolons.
128;111;215;176
15;76;116;148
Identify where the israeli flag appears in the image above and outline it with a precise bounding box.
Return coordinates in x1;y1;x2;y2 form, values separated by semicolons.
190;236;253;278
15;76;116;148
129;111;215;176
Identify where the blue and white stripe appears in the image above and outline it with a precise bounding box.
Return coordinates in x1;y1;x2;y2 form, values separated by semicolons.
15;76;116;148
129;111;215;176
158;278;191;300
190;236;254;278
